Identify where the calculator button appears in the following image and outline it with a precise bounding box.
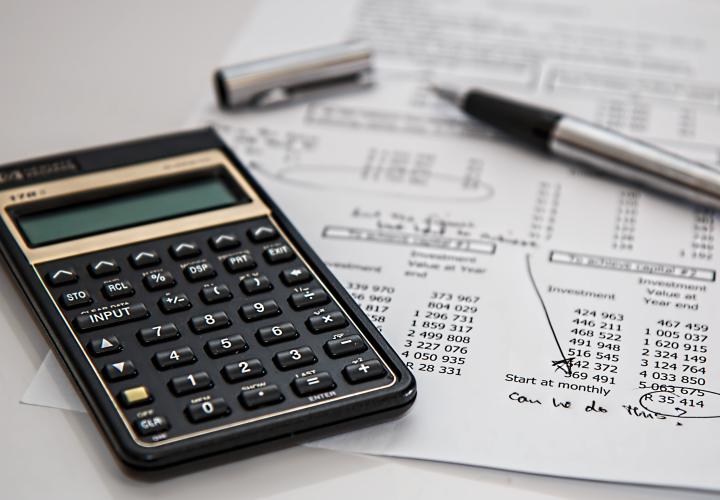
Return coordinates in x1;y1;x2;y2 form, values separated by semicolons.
189;311;231;333
289;288;329;310
88;335;122;356
103;360;138;381
224;253;256;273
209;233;240;251
256;322;298;345
186;397;229;423
248;225;278;243
200;284;233;304
306;311;348;333
205;334;248;358
239;300;281;322
74;302;149;332
169;371;213;396
263;244;294;264
137;323;180;345
102;280;135;300
158;292;192;313
120;386;152;408
130;250;160;269
280;266;312;285
239;385;284;409
143;270;176;291
60;289;93;309
240;275;273;295
169;242;201;260
292;372;336;397
184;261;216;282
134;416;169;437
343;360;387;384
221;358;265;382
324;335;367;358
273;346;317;370
153;346;197;370
46;268;78;286
88;259;120;278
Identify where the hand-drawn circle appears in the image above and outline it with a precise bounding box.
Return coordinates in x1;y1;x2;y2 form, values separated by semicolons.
639;386;720;419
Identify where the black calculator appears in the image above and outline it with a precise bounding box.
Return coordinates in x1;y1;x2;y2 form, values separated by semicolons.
0;129;415;469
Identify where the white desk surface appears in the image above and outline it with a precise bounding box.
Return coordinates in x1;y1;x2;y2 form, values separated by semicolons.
0;2;718;499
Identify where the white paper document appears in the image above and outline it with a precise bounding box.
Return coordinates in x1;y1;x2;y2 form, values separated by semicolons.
24;0;720;491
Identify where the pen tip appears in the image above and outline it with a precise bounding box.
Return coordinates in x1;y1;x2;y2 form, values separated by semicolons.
429;82;464;106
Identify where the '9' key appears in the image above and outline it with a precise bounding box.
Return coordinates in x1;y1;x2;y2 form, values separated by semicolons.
239;299;281;322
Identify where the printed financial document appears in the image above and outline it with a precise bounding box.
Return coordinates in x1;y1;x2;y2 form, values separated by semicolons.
23;0;720;491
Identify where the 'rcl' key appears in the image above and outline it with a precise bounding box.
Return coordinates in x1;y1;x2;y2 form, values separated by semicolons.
306;311;348;333
186;398;230;423
74;303;149;332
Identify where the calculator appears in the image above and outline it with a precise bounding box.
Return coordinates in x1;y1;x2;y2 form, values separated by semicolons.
0;129;415;469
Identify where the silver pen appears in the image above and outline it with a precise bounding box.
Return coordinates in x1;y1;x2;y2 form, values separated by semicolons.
432;84;720;211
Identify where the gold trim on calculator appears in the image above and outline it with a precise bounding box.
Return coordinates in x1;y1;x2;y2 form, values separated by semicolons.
0;149;397;447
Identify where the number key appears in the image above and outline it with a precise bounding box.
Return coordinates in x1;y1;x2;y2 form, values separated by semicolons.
222;358;265;383
256;322;298;345
169;371;213;396
189;311;231;333
153;346;196;370
186;397;229;423
273;346;317;370
239;299;281;322
205;334;248;358
137;323;180;345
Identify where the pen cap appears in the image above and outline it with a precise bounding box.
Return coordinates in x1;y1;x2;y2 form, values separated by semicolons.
214;40;373;108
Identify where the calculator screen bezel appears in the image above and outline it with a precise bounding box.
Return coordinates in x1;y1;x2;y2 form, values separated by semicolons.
0;149;271;264
10;167;252;248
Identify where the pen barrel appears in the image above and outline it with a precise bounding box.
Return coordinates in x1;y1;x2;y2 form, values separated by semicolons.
550;116;720;210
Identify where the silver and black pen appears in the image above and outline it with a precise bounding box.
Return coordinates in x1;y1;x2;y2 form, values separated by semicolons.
432;84;720;211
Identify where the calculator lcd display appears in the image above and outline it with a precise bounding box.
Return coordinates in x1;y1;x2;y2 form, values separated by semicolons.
15;175;247;247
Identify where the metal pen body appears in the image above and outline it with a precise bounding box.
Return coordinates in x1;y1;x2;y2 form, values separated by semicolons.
550;117;720;210
431;84;720;211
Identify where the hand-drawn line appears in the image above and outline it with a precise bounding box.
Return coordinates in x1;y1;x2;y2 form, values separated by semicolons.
525;253;574;376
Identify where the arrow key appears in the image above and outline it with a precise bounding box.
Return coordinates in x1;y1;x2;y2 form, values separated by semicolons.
280;266;311;285
88;259;119;278
46;268;78;287
209;233;240;251
248;225;278;243
88;335;122;356
103;360;138;381
169;242;201;260
130;250;160;269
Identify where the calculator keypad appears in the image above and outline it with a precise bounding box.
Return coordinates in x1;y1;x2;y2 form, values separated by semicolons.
38;216;395;444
